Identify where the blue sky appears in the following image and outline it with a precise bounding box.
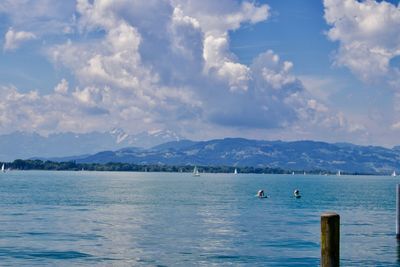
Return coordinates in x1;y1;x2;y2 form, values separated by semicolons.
1;0;400;146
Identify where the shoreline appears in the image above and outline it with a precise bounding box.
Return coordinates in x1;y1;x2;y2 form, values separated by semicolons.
0;159;376;176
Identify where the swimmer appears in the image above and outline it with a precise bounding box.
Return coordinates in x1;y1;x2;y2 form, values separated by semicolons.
257;189;266;198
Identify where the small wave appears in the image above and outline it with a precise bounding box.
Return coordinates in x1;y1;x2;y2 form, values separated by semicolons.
23;232;50;236
21;231;104;241
27;250;92;259
261;239;319;249
0;248;92;260
204;254;258;263
9;213;25;216
209;255;241;259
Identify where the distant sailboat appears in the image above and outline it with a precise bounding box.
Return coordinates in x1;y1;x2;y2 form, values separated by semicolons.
337;170;341;176
392;170;397;177
193;166;200;177
1;164;5;173
234;168;238;174
292;171;295;175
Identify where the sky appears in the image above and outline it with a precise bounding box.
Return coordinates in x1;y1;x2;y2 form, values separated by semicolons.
1;0;400;147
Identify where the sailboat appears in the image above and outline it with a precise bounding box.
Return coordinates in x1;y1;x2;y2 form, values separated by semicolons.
234;168;238;175
392;170;397;177
193;166;200;177
1;164;5;173
336;170;341;176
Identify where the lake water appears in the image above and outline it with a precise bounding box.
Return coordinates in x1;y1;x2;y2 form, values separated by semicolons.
0;171;399;266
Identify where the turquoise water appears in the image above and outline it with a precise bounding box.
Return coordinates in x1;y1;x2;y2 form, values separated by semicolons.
0;171;399;266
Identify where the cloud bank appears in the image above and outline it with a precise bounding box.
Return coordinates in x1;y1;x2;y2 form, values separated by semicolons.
0;0;352;142
324;0;400;140
324;0;400;85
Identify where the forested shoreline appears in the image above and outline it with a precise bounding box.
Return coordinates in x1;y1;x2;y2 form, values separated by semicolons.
0;159;369;175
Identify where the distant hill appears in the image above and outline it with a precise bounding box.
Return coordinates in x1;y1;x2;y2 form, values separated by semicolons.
0;129;182;161
44;138;400;174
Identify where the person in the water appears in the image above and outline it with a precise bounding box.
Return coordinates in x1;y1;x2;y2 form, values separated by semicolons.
293;189;301;198
257;189;265;198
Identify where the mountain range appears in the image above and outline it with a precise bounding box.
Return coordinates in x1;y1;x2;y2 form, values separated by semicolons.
2;129;400;174
42;138;400;174
0;129;181;161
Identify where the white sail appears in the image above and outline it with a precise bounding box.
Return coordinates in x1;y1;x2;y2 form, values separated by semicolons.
234;168;238;174
1;164;4;172
337;170;341;176
392;170;397;177
193;166;200;176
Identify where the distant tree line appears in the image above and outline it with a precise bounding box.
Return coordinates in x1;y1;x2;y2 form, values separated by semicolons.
0;159;369;175
0;159;286;173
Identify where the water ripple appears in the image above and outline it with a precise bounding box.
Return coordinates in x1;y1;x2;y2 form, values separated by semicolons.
0;248;92;260
0;171;398;265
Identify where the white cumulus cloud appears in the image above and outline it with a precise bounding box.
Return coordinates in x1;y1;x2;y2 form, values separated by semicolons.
54;79;69;94
0;0;356;142
324;0;400;84
3;28;37;51
323;0;400;144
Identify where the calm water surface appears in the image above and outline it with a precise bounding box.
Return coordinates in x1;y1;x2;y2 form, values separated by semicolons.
0;171;399;266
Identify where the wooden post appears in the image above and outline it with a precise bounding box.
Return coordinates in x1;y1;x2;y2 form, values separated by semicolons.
397;184;400;239
321;212;340;267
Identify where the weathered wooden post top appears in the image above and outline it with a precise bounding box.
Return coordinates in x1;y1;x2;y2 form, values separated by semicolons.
321;212;340;267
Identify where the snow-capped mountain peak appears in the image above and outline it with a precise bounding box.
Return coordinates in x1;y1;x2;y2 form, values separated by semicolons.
147;129;181;141
109;128;129;144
